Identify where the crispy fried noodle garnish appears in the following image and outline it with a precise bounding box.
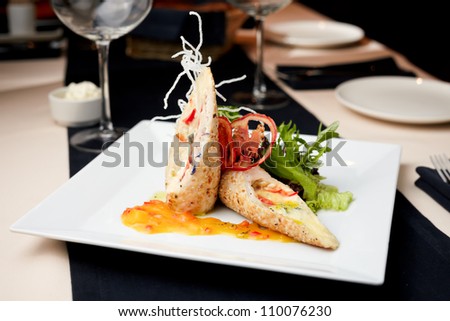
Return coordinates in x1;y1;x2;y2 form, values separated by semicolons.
150;11;250;123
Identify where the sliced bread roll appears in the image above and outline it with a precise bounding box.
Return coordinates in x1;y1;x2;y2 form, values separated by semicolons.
219;166;339;249
165;67;221;214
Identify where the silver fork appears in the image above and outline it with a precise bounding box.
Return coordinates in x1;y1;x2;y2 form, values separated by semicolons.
430;154;450;183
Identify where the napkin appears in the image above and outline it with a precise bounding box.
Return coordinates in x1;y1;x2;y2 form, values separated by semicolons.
277;57;416;89
415;166;450;212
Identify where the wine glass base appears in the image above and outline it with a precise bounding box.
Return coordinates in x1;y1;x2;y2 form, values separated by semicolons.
230;90;289;111
69;127;127;153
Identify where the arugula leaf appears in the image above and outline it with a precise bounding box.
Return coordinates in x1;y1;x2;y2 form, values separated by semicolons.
262;120;353;212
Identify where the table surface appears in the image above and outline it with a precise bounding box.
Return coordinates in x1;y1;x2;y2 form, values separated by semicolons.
1;2;449;300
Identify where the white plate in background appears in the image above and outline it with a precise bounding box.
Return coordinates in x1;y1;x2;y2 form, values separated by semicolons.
266;20;365;48
11;120;401;285
335;76;450;124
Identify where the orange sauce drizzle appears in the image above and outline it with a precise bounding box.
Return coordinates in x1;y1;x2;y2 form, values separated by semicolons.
122;200;293;242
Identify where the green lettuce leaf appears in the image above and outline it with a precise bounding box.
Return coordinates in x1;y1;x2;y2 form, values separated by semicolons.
307;184;353;212
262;120;353;212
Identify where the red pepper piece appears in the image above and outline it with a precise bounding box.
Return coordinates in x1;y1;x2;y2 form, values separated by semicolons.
182;108;196;125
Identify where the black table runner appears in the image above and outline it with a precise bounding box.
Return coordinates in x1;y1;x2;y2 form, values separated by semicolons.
65;34;450;300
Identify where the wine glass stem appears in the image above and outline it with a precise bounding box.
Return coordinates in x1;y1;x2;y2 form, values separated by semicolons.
96;41;114;133
253;16;267;100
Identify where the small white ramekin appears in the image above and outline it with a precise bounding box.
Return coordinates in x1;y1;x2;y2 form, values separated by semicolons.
48;87;101;127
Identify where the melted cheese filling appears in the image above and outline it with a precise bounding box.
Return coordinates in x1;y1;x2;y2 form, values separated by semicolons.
252;179;312;221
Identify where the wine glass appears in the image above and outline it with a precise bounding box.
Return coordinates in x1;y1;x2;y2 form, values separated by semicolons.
51;0;153;153
226;0;292;110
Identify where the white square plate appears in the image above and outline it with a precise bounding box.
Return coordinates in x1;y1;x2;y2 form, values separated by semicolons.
10;120;401;285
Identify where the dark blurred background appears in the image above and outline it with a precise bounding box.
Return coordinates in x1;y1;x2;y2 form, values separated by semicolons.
1;0;449;82
299;0;450;82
